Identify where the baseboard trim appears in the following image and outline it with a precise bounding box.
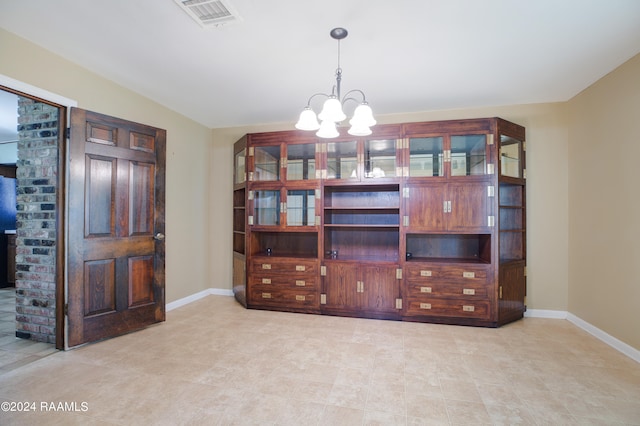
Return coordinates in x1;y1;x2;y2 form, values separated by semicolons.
166;288;233;311
524;309;568;319
566;313;640;363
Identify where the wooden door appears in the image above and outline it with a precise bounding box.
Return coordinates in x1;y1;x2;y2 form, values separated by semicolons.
447;182;491;232
406;184;446;231
360;264;399;314
323;262;359;311
67;108;166;348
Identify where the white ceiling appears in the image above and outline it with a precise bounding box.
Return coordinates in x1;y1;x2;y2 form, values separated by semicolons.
1;0;640;130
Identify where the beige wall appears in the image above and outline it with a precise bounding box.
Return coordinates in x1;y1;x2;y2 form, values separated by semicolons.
212;104;571;314
567;53;640;350
1;28;213;303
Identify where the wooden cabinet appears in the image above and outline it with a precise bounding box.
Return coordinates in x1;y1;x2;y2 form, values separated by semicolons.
405;182;492;232
248;257;320;312
404;263;492;322
322;261;401;317
234;118;526;327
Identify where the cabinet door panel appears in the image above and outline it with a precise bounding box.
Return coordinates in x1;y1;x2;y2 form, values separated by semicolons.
323;262;360;309
448;182;491;231
361;264;399;313
407;184;446;231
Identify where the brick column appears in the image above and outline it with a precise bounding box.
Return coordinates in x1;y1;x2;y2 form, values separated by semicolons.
15;97;59;343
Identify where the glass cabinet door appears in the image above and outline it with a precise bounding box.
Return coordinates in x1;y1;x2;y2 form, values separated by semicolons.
253;190;280;225
500;135;522;178
364;139;398;179
409;137;443;177
326;140;358;180
253;146;281;181
286;143;316;180
450;134;487;176
286;189;316;226
234;148;246;184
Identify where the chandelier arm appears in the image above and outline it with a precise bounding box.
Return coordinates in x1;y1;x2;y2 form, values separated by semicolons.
341;89;367;104
304;92;331;107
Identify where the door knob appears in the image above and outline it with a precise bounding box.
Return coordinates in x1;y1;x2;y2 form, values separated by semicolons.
154;233;165;241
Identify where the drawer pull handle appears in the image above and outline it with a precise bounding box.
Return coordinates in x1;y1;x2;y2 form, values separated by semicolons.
462;305;475;312
296;265;306;271
262;264;271;270
295;280;306;286
262;293;272;299
462;271;475;278
295;295;306;301
420;270;432;277
262;278;271;284
462;288;475;295
420;286;432;293
420;303;432;310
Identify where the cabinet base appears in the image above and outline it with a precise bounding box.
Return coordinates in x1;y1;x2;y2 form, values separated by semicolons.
242;302;525;328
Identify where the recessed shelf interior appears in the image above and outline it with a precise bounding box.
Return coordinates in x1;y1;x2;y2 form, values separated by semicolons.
250;231;317;258
406;233;491;263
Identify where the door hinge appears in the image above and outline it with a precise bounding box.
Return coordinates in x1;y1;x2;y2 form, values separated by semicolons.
395;298;403;309
320;265;326;276
65;127;71;140
396;268;402;279
64;303;68;316
499;286;503;299
320;294;326;304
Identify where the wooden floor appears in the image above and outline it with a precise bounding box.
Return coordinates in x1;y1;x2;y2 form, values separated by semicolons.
0;294;639;425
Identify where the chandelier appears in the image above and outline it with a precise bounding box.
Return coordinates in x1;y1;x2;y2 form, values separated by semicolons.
295;27;376;138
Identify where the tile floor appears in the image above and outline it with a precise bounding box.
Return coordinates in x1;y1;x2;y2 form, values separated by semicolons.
0;294;639;425
0;288;57;374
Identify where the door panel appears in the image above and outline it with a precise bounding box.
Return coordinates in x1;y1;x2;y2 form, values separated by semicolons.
67;108;166;348
407;184;446;231
448;182;491;232
361;264;399;314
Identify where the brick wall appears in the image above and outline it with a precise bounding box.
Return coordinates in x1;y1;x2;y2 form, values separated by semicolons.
15;97;59;343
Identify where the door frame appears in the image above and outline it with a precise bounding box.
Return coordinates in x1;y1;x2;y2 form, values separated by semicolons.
0;74;77;349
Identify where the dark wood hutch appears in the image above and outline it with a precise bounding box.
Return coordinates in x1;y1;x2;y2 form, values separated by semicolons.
233;117;526;327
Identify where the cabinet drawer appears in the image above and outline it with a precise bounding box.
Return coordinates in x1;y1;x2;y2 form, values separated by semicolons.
249;287;319;308
249;275;317;290
405;297;490;320
405;264;490;283
250;258;318;275
406;281;488;299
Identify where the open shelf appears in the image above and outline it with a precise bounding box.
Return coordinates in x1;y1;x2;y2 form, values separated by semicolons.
406;233;491;263
250;231;318;258
324;227;399;261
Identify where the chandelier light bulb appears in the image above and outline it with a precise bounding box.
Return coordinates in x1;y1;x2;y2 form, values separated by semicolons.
318;96;346;123
295;107;320;131
350;103;376;127
316;119;339;138
347;124;372;137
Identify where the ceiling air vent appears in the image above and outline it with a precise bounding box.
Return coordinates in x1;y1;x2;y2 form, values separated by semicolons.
174;0;242;28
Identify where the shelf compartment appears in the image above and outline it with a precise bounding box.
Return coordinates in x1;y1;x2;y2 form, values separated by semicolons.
406;234;491;263
250;231;317;258
499;231;525;262
325;208;399;226
233;231;245;254
324;185;400;209
324;227;399;261
499;183;523;207
499;207;524;231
